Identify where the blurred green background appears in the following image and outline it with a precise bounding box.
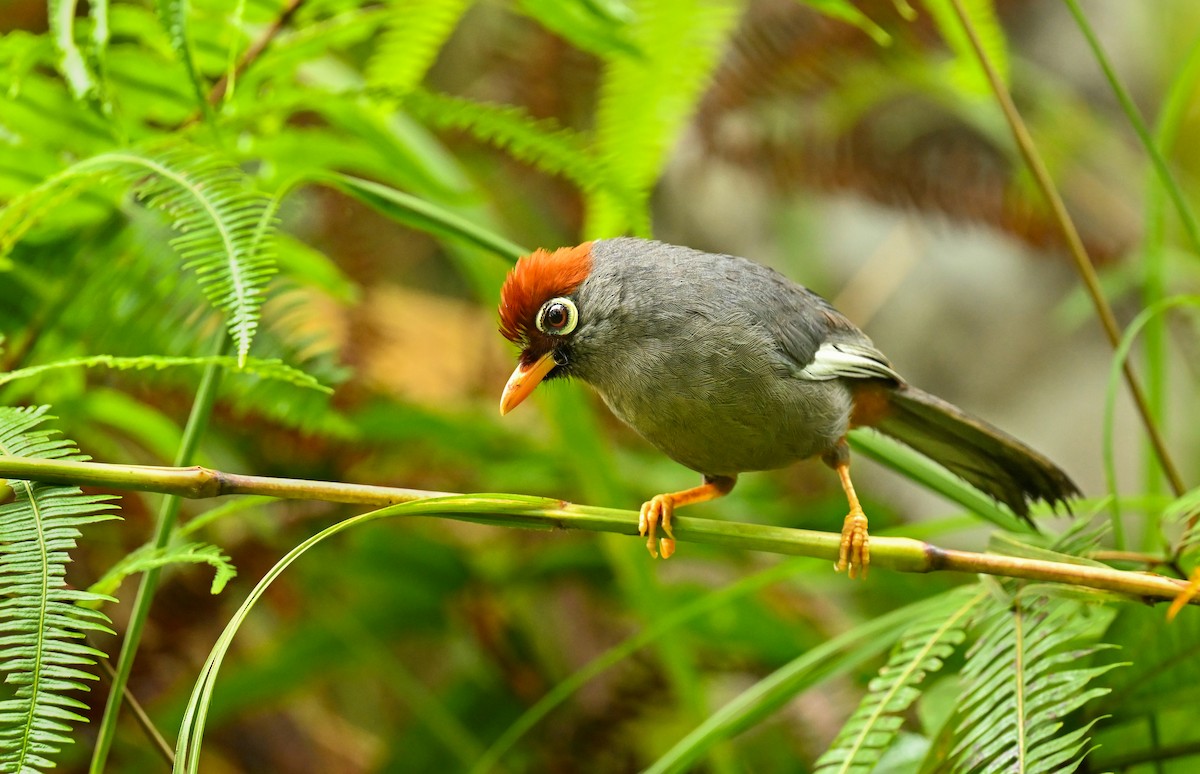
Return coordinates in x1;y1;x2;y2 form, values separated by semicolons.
1;0;1199;772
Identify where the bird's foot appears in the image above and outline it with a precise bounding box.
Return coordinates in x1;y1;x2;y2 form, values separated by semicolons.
638;495;676;559
835;508;870;579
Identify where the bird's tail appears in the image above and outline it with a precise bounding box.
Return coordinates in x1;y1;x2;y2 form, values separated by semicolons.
872;384;1079;523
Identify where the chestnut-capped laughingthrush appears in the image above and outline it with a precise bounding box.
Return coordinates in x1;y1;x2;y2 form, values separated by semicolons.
497;238;1078;576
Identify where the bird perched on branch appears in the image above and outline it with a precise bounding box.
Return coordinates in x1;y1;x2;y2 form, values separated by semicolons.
497;238;1078;576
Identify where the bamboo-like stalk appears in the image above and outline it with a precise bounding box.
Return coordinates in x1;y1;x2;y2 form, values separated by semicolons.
1;455;1189;605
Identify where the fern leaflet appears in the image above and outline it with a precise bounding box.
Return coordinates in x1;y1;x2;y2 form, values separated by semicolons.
951;591;1121;773
590;0;740;234
0;354;332;393
49;0;98;101
400;88;635;209
816;586;986;774
87;541;236;600
0;144;277;366
923;0;1010;98
0;406;119;773
366;0;471;93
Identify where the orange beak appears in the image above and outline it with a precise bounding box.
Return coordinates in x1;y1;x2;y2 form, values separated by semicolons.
499;351;558;415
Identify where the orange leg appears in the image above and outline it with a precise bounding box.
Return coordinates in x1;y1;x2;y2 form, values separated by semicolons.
639;475;736;559
825;440;870;579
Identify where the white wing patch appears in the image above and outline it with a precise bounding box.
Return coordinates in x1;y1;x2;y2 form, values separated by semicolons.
796;342;901;382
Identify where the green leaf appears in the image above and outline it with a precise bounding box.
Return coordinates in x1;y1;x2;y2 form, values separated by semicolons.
516;0;640;57
0;144;279;366
87;541;236;599
323;172;526;261
1168;486;1200;557
645;591;963;774
0;354;332;394
366;0;472;94
816;587;986;774
923;0;1009;99
793;0;891;46
1092;602;1200;718
155;0;210;116
0;406;119;774
590;0;741;235
400;88;633;211
948;592;1121;773
50;0;98;101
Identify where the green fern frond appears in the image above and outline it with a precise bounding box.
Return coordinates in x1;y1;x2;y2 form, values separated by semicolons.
0;354;333;394
922;0;1009;98
515;0;640;57
401;89;630;204
366;0;471;93
591;0;741;234
1165;486;1200;557
793;0;891;46
950;592;1121;773
154;0;209;115
0;405;119;774
87;540;236;600
49;0;99;101
0;144;278;366
816;587;987;774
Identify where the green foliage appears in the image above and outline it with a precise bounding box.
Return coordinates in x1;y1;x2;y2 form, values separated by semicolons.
590;0;740;235
950;592;1119;773
0;353;332;393
50;0;100;102
155;0;209;113
815;587;985;774
366;0;472;93
516;0;639;57
645;590;966;774
792;0;892;46
401;88;627;209
88;540;236;598
0;144;278;366
0;0;1197;771
922;0;1009;98
0;406;118;773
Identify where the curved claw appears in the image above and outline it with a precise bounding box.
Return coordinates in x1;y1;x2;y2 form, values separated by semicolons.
835;509;870;579
639;495;677;559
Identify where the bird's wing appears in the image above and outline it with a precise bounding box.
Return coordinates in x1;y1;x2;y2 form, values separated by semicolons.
795;341;901;382
765;283;901;384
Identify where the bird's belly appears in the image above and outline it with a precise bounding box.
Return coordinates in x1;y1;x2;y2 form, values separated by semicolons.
599;376;853;477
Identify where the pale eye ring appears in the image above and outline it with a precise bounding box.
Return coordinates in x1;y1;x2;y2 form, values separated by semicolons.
535;297;578;335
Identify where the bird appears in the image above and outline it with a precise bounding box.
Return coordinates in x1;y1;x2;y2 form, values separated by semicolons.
496;237;1079;577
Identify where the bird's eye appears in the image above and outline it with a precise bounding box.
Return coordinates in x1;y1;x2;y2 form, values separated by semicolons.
535;297;578;336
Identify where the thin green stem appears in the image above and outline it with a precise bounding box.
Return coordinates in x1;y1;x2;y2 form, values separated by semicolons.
1145;37;1200;549
947;0;1187;498
1101;298;1200;562
1061;0;1200;254
90;332;228;774
93;647;175;768
1061;4;1200;547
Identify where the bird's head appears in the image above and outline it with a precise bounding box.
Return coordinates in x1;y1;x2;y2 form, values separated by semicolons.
497;242;594;415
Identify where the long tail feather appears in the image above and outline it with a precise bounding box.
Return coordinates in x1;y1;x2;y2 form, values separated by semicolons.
873;385;1079;522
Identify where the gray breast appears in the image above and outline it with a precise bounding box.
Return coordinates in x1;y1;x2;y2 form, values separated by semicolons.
568;239;854;476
